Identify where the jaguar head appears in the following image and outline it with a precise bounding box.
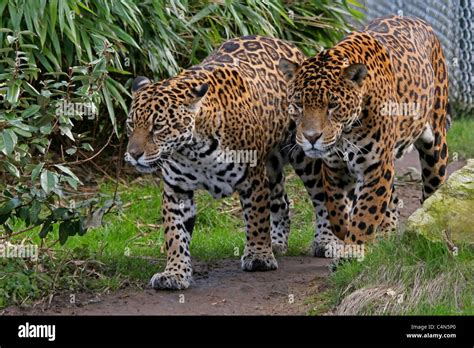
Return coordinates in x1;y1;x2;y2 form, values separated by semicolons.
125;76;208;173
280;53;368;158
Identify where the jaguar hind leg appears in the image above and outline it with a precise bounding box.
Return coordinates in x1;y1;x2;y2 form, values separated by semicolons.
415;46;449;201
415;124;449;201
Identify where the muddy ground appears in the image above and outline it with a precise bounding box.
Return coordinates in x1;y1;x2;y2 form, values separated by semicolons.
3;151;466;315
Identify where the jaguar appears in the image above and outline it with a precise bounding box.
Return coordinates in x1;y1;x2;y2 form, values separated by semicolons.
125;35;323;289
279;16;450;255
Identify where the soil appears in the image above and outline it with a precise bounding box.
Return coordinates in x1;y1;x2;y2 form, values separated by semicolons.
3;151;466;316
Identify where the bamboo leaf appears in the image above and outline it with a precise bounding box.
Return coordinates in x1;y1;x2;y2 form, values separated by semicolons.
102;87;117;136
58;0;65;34
49;0;58;29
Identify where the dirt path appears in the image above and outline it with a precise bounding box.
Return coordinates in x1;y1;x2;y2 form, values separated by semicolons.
4;152;466;316
5;257;331;315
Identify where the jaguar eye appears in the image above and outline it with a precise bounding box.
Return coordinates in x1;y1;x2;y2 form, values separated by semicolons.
328;102;339;113
288;103;303;116
152;123;161;132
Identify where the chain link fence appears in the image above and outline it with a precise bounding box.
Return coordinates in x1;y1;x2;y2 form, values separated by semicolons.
356;0;473;117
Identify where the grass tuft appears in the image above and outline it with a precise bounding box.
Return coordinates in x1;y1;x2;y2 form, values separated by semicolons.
313;233;474;315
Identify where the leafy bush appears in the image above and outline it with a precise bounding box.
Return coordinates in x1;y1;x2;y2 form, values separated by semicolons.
0;0;363;243
0;0;140;133
0;256;52;308
0;29;119;243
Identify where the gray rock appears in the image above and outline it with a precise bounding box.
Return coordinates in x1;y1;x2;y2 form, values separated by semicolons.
406;159;474;244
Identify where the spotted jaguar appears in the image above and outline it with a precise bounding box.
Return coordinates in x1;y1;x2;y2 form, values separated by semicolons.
125;36;323;289
280;16;449;255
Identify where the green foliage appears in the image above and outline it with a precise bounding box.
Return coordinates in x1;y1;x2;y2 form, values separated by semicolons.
0;0;137;130
0;29;119;244
135;0;364;76
0;257;52;308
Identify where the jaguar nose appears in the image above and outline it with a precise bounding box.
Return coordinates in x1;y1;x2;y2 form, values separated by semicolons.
127;146;144;161
303;131;323;145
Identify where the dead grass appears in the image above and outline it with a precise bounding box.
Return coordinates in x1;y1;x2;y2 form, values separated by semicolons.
317;234;474;315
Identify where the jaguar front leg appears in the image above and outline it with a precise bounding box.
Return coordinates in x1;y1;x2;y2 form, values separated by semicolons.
344;159;396;245
150;183;196;290
267;150;290;254
238;167;278;272
289;148;343;257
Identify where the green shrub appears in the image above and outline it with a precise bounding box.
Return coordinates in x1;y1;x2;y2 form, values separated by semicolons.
0;29;120;243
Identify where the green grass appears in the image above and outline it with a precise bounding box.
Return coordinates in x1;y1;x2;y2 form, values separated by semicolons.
447;117;474;159
308;233;474;315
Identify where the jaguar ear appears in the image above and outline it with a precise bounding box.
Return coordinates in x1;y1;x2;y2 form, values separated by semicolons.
279;58;300;82
132;76;151;93
187;83;209;113
342;63;368;87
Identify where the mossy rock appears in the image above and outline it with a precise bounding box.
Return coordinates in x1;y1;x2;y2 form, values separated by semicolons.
406;159;474;244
